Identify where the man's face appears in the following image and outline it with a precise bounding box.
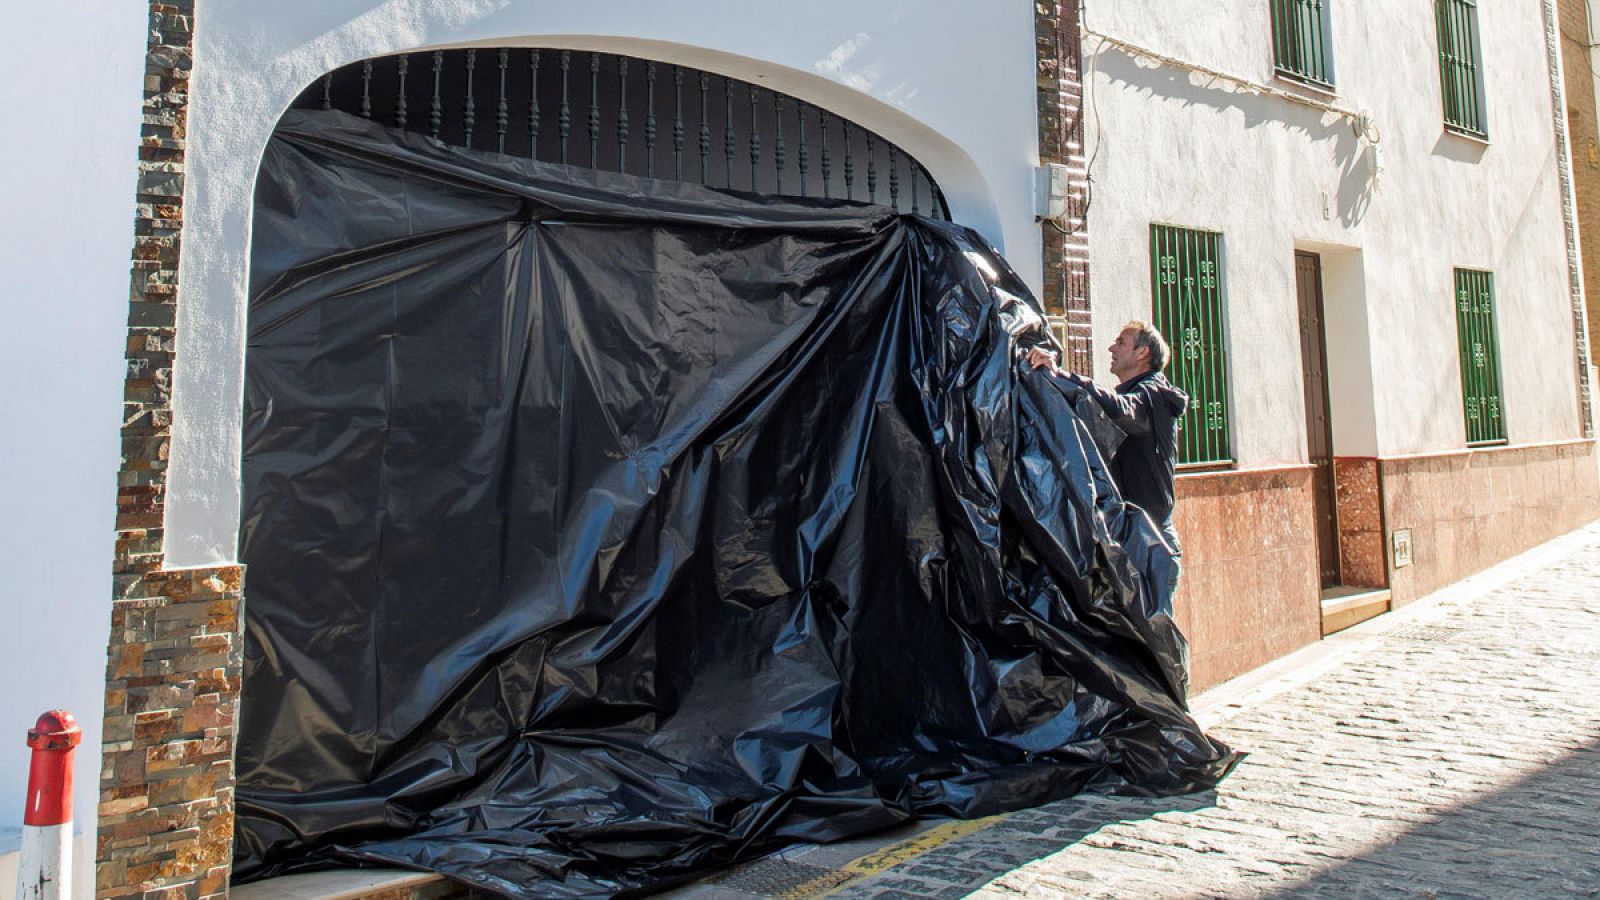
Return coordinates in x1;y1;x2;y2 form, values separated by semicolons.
1108;328;1149;381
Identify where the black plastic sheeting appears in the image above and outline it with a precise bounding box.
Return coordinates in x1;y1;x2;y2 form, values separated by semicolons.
235;110;1237;897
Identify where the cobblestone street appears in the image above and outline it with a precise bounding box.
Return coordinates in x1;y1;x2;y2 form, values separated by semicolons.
681;523;1600;899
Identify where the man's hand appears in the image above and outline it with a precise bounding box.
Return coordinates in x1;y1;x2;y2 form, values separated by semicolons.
1026;347;1061;374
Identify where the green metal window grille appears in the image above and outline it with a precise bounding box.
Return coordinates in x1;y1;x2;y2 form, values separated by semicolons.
1454;269;1506;444
1150;225;1232;466
1271;0;1334;88
1435;0;1487;137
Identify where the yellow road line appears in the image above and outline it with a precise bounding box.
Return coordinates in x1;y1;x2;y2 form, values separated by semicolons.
779;814;1009;898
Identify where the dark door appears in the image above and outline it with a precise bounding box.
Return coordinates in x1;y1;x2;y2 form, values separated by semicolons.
1295;251;1340;589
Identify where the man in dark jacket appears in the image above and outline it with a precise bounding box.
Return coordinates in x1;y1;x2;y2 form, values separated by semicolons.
1027;321;1188;560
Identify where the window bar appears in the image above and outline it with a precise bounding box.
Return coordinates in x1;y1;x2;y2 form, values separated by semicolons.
1175;227;1196;459
819;109;832;199
618;57;630;173
774;95;786;194
1208;233;1229;460
1464;4;1482;131
588;53;600;169
1439;0;1460;128
645;62;658;179
1273;0;1286;74
749;84;761;191
496;49;510;153
321;72;333;110
559;51;571;164
1470;273;1481;441
871;136;885;203
528;50;540;160
395;55;409;129
1197;230;1219;461
888;146;900;210
1199;231;1219;462
1186;229;1207;461
843;122;855;199
463;49;477;149
724;76;736;188
430;52;443;141
1310;0;1327;83
1446;0;1459;124
360;60;373;118
1471;272;1487;442
1298;0;1314;79
1448;1;1466;128
1455;273;1471;440
1484;277;1497;438
1479;274;1495;439
911;161;921;215
1292;0;1308;79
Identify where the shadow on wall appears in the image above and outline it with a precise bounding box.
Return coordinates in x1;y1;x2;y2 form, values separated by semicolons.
1092;46;1377;227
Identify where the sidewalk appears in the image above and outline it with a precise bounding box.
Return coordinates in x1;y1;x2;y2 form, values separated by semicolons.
679;522;1600;899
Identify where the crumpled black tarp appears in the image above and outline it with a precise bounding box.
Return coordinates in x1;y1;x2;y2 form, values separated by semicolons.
234;109;1237;897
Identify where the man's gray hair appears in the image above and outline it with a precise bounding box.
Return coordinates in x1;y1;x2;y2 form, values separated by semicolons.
1124;320;1170;373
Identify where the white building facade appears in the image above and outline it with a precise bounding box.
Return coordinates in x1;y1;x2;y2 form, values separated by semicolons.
1082;0;1598;685
0;2;1594;897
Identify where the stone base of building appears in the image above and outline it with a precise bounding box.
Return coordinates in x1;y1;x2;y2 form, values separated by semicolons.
1173;439;1600;693
1173;465;1323;693
1380;439;1600;606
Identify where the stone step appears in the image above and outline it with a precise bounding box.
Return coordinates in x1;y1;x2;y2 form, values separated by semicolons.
1319;586;1391;636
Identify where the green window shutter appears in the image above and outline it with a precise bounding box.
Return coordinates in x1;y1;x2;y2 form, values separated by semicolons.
1454;269;1506;444
1435;0;1487;137
1151;224;1232;466
1270;0;1334;87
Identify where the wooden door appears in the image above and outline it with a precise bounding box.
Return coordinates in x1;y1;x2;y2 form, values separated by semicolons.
1295;251;1340;589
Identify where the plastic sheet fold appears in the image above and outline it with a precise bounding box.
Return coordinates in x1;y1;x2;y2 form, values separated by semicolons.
235;110;1236;897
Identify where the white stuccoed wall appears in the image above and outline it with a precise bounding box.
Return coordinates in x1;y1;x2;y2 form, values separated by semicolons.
162;0;1042;567
1084;0;1582;464
0;2;146;893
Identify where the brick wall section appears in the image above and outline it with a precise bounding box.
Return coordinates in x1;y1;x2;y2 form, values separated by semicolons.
1035;1;1094;374
97;3;248;898
1552;0;1597;436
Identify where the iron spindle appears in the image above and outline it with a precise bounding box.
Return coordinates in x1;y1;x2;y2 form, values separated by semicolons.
618;58;630;172
843;122;855;199
321;73;333;110
888;146;899;209
866;133;877;201
360;59;372;118
430;51;443;140
529;50;540;159
588;53;600;169
673;67;686;181
697;72;710;184
496;48;509;153
819;109;831;198
645;62;657;178
394;55;408;128
724;77;735;187
774;96;786;194
749;84;760;190
559;51;571;163
463;49;477;149
910;162;919;214
797;103;808;197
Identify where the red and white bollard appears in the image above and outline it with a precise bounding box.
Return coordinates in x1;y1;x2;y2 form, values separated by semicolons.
18;711;80;900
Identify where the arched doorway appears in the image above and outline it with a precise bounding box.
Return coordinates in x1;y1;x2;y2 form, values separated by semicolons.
298;48;951;217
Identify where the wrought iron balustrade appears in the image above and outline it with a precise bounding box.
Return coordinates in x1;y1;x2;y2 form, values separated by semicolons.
294;48;950;219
